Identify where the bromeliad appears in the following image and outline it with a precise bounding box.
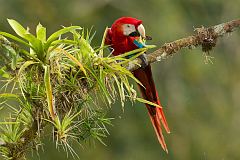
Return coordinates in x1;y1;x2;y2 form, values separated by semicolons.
105;17;170;152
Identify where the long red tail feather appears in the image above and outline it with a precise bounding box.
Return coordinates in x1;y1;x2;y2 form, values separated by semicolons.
133;65;170;152
147;106;168;152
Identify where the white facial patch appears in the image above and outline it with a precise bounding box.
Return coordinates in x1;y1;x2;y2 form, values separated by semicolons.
122;24;136;36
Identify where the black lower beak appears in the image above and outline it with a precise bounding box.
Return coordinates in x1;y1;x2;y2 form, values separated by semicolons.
129;31;140;37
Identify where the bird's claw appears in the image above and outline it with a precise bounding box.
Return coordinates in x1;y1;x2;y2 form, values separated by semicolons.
139;54;148;68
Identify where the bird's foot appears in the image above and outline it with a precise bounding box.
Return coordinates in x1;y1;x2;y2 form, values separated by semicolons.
139;54;148;68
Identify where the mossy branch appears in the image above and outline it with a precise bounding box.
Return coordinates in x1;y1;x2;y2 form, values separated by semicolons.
127;19;240;71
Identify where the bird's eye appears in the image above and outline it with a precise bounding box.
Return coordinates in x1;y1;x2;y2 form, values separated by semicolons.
127;24;130;28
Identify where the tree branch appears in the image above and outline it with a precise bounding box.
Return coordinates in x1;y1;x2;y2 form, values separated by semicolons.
127;19;240;71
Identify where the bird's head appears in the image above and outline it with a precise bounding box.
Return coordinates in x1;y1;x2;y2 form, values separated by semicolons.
111;17;146;39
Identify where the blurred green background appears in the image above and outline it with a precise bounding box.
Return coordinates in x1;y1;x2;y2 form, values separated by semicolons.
1;0;240;159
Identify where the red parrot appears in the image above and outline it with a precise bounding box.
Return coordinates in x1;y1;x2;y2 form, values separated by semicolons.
105;17;170;152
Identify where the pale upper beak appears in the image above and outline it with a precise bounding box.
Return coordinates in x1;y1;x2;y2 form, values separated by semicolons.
137;24;146;39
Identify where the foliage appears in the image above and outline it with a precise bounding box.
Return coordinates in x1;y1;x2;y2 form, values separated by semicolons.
0;19;154;159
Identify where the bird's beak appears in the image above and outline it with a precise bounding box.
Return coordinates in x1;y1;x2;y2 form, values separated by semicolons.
137;24;146;39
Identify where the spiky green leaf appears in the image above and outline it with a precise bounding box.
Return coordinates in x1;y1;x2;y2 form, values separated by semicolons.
136;97;162;109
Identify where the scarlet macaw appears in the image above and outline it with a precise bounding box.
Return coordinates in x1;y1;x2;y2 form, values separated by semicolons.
105;17;170;152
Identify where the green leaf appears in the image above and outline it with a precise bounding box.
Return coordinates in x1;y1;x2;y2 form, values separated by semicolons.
50;39;77;46
112;74;124;107
0;32;32;48
63;51;87;76
18;61;39;77
86;67;112;104
24;33;45;59
145;44;156;49
7;19;44;57
8;19;40;44
24;33;42;49
17;61;39;98
98;27;108;57
43;65;56;120
87;28;96;44
79;37;95;59
113;48;147;59
36;23;46;42
7;19;27;38
136;97;162;109
0;67;10;78
111;63;143;87
3;45;17;70
19;49;42;63
45;26;82;49
0;122;20;125
0;93;19;99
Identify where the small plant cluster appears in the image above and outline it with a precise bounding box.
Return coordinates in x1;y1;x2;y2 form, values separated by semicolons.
0;19;154;159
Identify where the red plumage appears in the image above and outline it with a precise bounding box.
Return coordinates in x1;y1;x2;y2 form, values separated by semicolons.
105;17;170;152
